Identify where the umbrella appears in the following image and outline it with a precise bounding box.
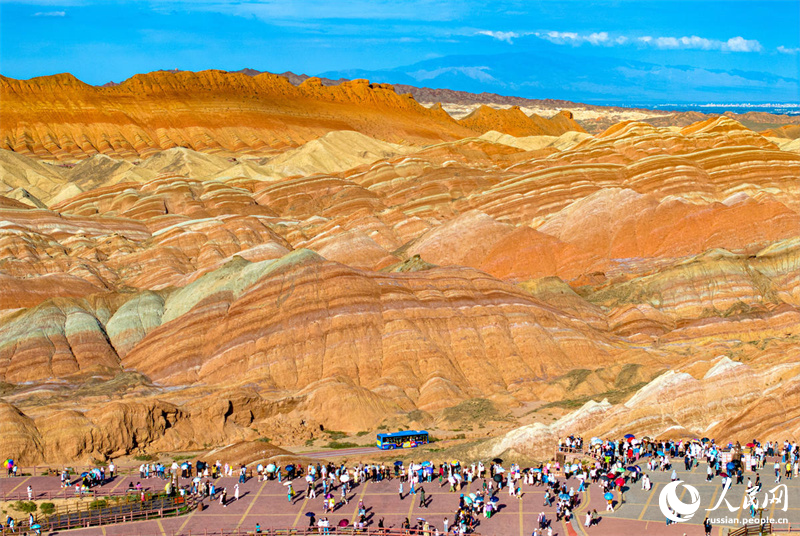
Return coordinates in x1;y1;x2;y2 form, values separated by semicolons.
624;434;635;439
31;524;41;530
451;460;460;465
726;462;736;471
417;517;426;522
338;519;349;528
193;477;201;483
746;443;755;448
305;512;316;517
492;458;503;464
570;464;579;472
701;438;710;443
606;473;616;480
464;496;473;504
81;472;89;478
285;465;295;472
591;437;602;445
394;461;404;466
266;464;276;472
283;480;293;486
181;462;189;469
469;493;477;499
559;493;570;500
615;477;625;486
340;474;350;482
614;467;625;473
532;468;542;473
3;459;12;469
656;450;664;456
720;472;729;478
421;461;432;467
627;466;641;473
604;492;614;501
306;475;314;483
599;475;610;482
490;496;499;503
412;464;422;471
493;474;503;483
495;467;505;474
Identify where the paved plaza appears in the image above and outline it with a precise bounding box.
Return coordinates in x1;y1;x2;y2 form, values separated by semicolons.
3;458;800;535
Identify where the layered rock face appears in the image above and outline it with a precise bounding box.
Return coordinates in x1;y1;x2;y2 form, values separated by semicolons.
1;74;800;463
0;71;584;162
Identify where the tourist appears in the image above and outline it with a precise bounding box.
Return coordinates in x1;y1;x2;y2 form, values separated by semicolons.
27;485;33;500
703;517;712;535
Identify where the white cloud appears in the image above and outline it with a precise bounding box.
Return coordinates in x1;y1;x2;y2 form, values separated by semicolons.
477;30;520;44
777;45;800;54
480;29;763;53
538;31;609;46
639;34;761;52
33;10;66;17
723;36;762;52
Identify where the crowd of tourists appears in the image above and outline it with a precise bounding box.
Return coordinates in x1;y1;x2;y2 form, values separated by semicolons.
4;434;798;534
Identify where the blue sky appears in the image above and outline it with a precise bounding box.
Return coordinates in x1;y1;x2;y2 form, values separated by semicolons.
1;0;798;104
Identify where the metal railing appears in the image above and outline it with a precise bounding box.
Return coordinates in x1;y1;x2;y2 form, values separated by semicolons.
0;494;197;534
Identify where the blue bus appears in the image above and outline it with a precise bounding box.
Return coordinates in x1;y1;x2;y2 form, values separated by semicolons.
376;430;429;450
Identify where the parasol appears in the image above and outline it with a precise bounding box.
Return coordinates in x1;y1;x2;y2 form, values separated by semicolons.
340;474;350;483
490;496;499;503
394;461;404;466
492;458;503;464
493;474;503;483
305;512;315;517
266;464;276;472
338;519;349;527
604;492;614;500
624;434;635;439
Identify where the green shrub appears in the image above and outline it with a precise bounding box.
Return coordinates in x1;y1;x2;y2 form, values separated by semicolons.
89;499;108;510
257;437;271;443
12;501;37;513
39;503;55;516
323;430;347;440
133;454;155;461
356;431;370;437
326;441;359;449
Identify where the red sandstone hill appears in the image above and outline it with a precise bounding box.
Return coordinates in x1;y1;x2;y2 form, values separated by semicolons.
1;71;587;162
0;70;475;161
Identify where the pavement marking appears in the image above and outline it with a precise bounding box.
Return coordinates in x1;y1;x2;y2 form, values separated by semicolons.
291;492;310;528
8;476;31;495
407;487;415;520
101;526;107;536
351;481;369;522
637;482;659;521
706;485;720;517
155;518;167;536
518;493;524;536
176;508;198;535
237;479;268;528
108;475;129;492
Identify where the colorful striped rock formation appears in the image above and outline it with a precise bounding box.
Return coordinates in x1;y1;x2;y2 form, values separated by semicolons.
1;72;799;463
